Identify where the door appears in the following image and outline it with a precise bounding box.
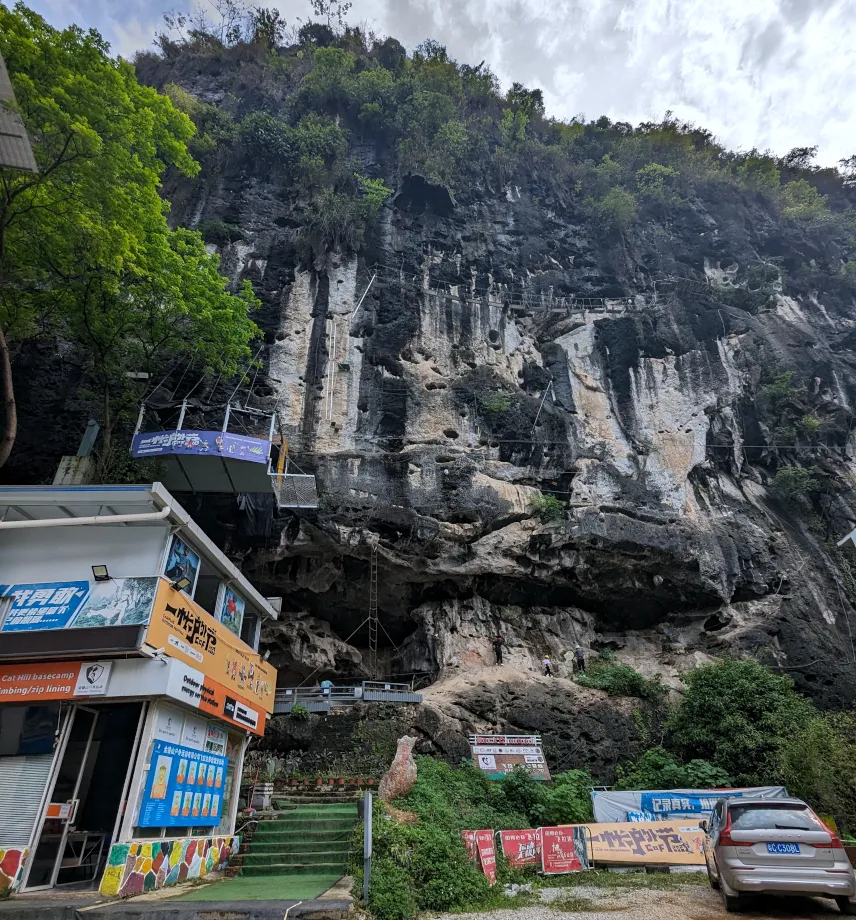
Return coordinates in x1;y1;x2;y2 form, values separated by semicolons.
24;707;99;890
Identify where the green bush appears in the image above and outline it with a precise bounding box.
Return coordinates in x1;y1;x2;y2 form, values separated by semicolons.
576;653;665;702
290;703;310;721
779;179;829;221
529;492;566;523
480;393;513;413
198;219;244;246
589;186;637;228
667;658;814;784
614;747;732;791
770;466;821;500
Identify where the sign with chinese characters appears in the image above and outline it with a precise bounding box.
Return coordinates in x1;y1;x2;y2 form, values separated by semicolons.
0;577;158;633
0;581;90;631
0;661;112;701
145;579;275;714
541;826;589;874
591;787;788;823
138;740;228;828
132;430;271;464
584;821;705;866
164;660;266;736
475;830;496;885
469;734;550;781
461;830;477;862
500;829;541;868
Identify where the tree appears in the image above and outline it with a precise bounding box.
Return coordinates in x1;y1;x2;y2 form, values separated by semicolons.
779;179;829;221
667;658;814;783
0;4;259;469
614;747;732;791
309;0;352;31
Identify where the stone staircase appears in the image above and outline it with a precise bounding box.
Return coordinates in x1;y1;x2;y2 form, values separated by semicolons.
240;803;359;879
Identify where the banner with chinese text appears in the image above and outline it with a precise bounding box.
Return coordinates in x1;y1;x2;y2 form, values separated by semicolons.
145;579;276;714
138;739;228;827
541;826;588;874
584;821;705;865
500;829;541;867
476;830;496;885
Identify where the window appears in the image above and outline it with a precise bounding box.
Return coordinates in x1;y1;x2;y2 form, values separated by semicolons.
729;803;824;832
0;704;60;757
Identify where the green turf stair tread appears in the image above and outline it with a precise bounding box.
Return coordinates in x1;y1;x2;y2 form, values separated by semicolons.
248;841;351;855
243;849;349;865
254;821;356;835
240;861;348;877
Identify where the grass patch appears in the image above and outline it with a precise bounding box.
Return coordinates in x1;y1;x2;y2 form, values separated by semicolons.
549;894;599;911
575;652;665;702
535;870;708;891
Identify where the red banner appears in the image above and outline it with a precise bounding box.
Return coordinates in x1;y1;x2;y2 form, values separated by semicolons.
541;826;584;874
476;830;497;885
500;829;541;867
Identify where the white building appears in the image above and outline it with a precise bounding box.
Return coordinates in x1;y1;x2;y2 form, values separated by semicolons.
0;484;279;896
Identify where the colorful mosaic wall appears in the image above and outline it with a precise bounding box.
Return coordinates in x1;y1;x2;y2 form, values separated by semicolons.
99;835;239;897
0;848;28;894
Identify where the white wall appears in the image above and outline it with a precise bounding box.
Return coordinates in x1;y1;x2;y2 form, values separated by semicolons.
0;523;170;586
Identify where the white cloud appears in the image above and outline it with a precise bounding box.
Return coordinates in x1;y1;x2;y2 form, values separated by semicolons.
26;0;856;164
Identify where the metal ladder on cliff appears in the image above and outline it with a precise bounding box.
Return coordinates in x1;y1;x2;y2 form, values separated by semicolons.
368;539;379;678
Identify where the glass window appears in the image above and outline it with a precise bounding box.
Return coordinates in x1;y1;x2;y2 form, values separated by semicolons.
729;803;824;831
0;704;60;756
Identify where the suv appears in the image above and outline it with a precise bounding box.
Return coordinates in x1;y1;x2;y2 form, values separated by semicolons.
701;797;856;913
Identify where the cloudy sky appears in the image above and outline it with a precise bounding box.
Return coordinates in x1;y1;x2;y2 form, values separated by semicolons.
28;0;856;166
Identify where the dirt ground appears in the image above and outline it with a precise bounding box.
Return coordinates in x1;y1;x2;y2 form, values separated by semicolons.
435;881;849;920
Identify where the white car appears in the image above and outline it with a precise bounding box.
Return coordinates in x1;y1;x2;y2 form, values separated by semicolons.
701;796;856;913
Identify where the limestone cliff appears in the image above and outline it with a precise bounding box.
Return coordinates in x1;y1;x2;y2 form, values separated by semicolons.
62;39;856;772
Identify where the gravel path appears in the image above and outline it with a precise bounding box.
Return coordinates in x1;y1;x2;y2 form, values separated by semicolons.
432;883;846;920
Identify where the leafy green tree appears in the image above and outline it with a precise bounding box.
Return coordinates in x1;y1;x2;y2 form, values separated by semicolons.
0;4;259;470
591;187;638;229
614;747;732;791
636;162;679;203
780;179;829;220
667;658;814;783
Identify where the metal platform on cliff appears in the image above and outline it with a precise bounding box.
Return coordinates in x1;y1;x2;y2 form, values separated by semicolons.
131;401;318;509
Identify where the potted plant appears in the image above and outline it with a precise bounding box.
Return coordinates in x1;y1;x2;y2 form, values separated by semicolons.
252;757;280;809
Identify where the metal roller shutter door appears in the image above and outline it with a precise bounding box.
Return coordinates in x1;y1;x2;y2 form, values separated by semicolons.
0;754;53;847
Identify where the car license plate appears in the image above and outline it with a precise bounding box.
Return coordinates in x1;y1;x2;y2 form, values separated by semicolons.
767;843;800;855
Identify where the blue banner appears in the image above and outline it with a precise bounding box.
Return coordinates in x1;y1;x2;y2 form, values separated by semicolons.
131;430;270;464
0;581;91;632
138;740;228;828
640;792;740;815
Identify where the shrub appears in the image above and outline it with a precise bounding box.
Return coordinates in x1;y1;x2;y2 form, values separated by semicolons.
576;653;665;702
667;658;814;784
529;492;565;523
480;393;513;413
780;179;829;221
198;219;244;246
237;111;292;165
590;187;637;228
290;703;310;721
614;747;732;791
771;466;821;500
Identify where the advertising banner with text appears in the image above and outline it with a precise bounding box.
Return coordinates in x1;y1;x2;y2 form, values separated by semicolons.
541;826;588;874
475;830;496;885
145;579;276;714
584;821;705;865
0;660;113;701
499;829;541;868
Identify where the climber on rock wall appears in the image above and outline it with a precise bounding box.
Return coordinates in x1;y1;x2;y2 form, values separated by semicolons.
492;634;504;665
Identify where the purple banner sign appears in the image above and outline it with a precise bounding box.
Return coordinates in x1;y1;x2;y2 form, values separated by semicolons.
131;430;270;465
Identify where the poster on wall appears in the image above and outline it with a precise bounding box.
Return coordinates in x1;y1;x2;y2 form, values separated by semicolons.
163;536;200;597
218;586;244;638
73;577;158;629
205;723;228;755
180;715;208;751
138;739;227;828
146;580;276;714
0;581;90;632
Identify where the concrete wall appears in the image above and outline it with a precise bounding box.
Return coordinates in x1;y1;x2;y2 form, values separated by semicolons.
99;835;239;896
0;523;170;585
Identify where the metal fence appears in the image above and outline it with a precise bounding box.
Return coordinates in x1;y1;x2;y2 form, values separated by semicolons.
273;681;422;714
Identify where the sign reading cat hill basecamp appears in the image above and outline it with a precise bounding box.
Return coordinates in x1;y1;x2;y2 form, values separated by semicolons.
468;734;551;781
145;579;276;713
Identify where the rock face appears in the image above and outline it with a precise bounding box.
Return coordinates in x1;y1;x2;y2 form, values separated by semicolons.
123;49;856;730
0;45;839;770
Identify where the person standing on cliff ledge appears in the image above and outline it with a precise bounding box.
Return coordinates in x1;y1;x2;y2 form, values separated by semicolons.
492;634;504;665
574;645;586;673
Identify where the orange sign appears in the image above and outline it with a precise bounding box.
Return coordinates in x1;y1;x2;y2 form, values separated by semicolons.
145;580;276;714
0;661;94;702
581;821;705;865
